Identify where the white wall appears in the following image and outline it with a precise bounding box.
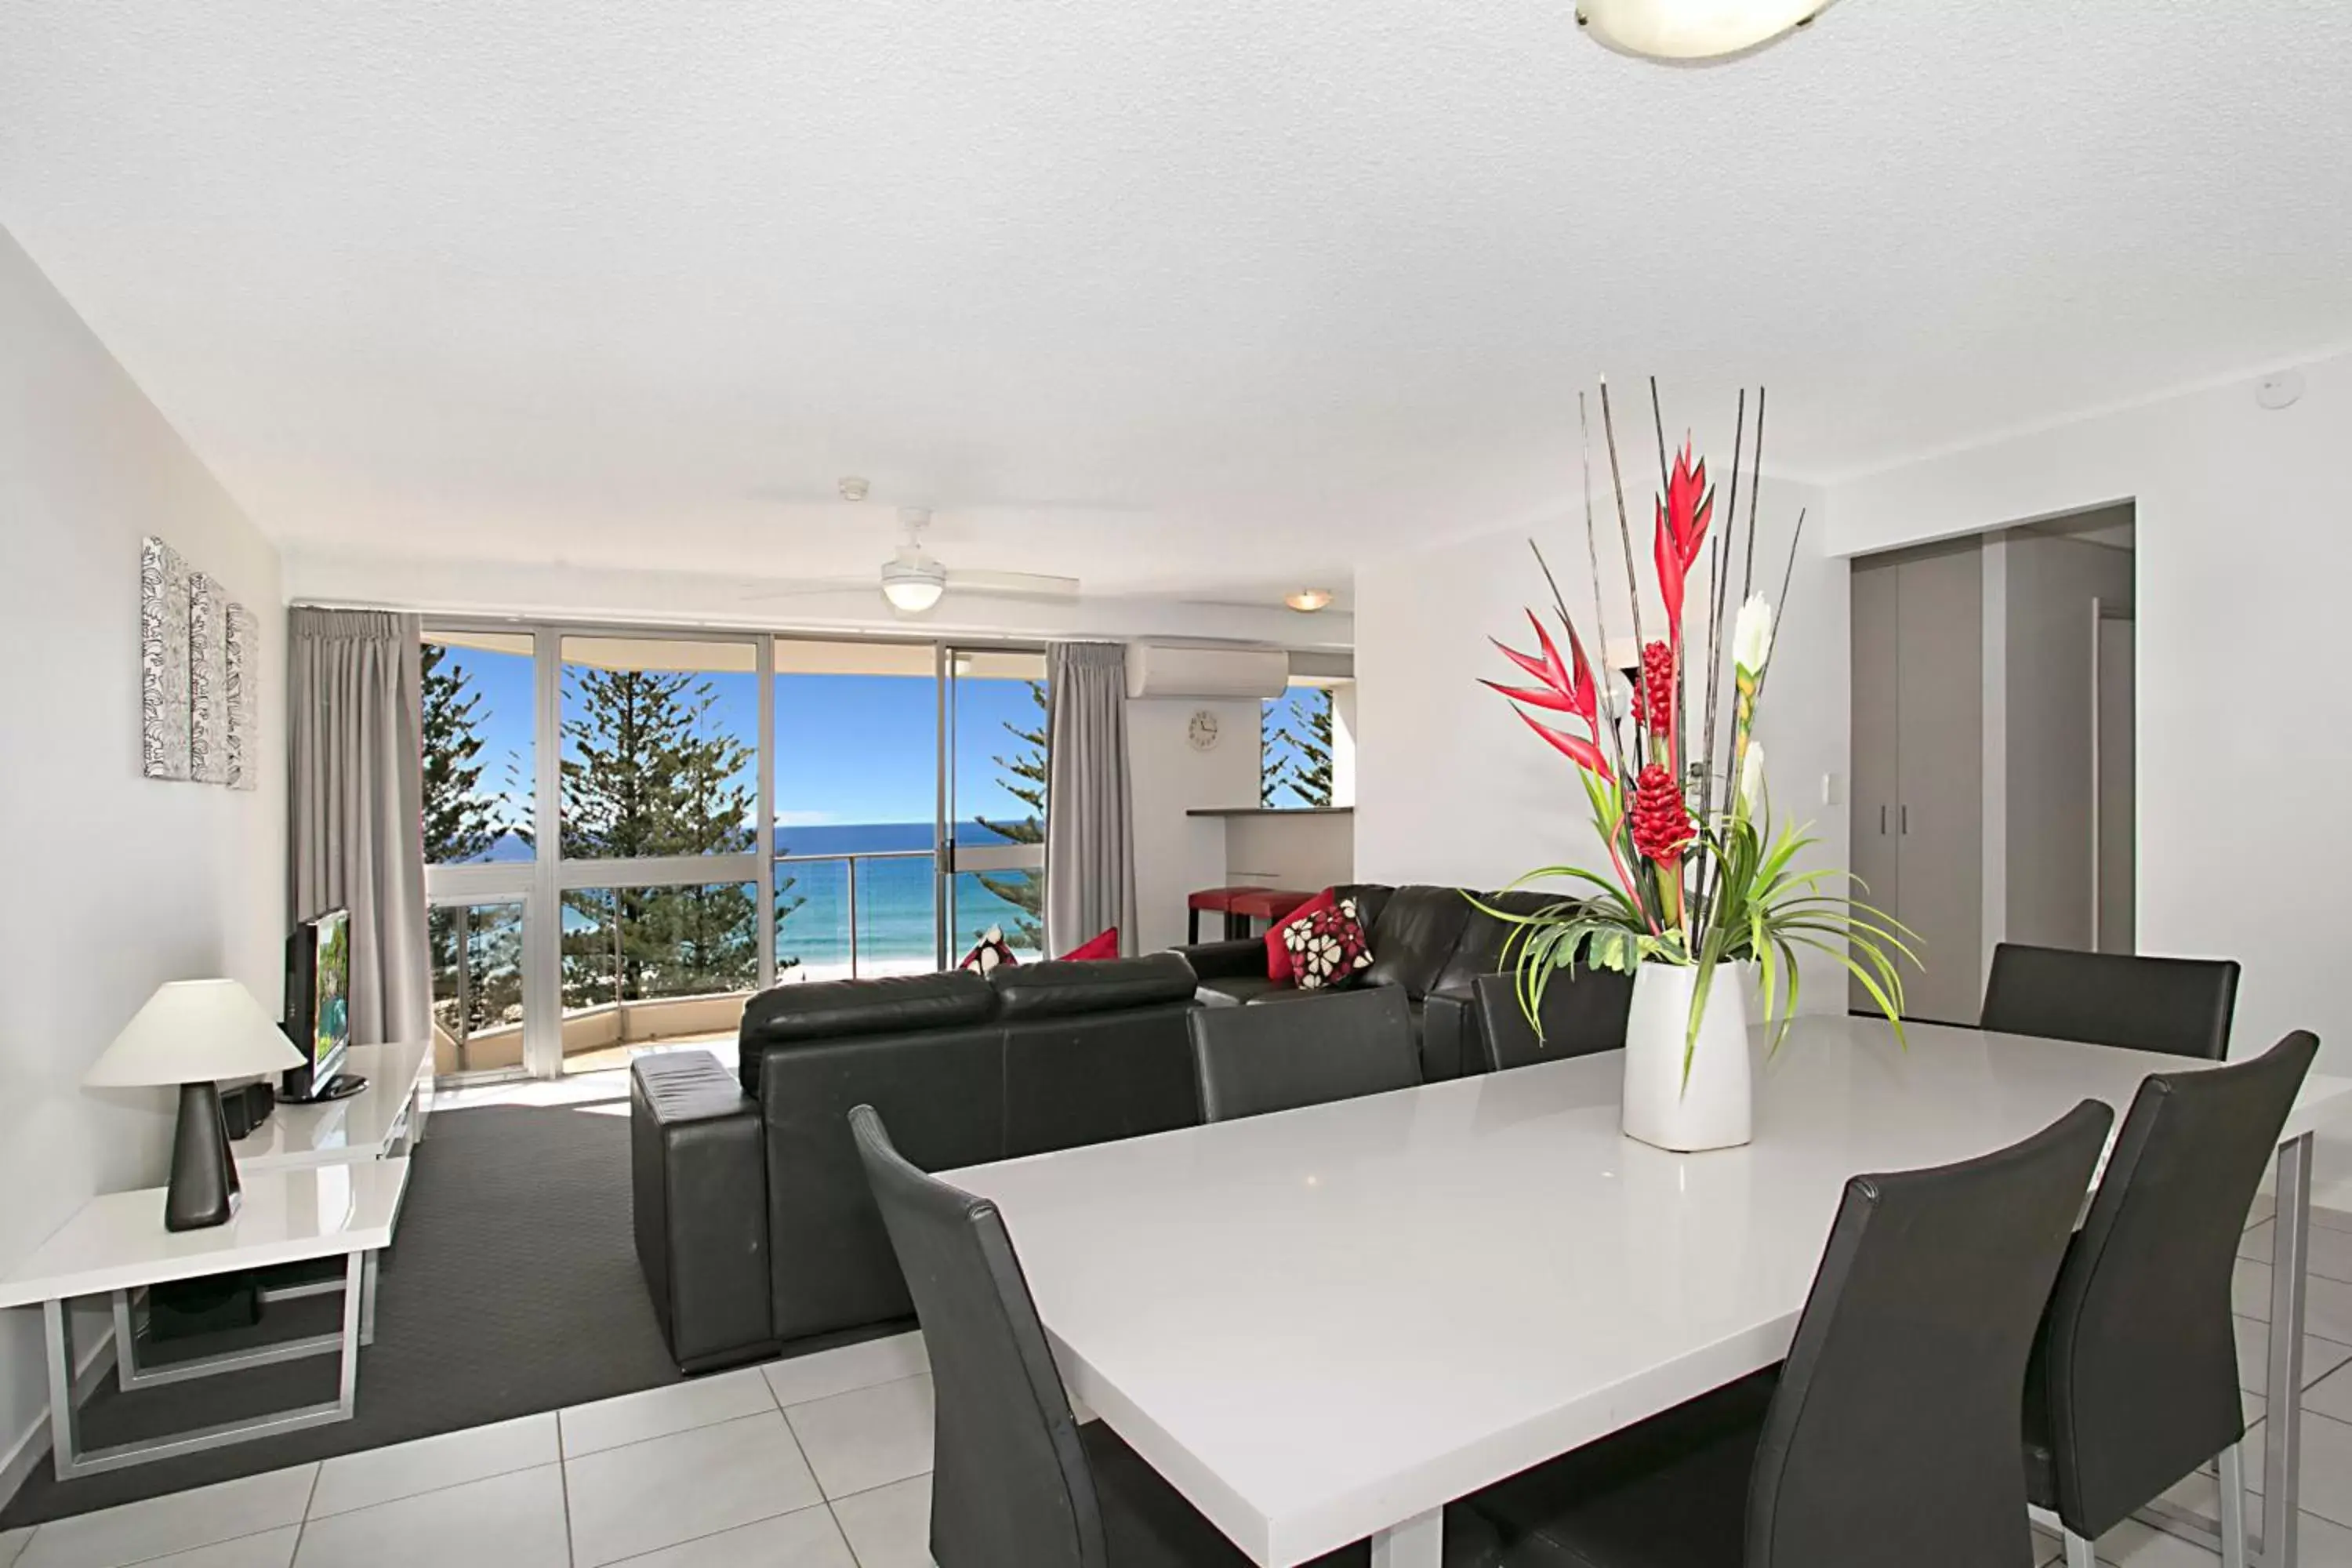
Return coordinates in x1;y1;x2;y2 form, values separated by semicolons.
1124;698;1261;954
1225;811;1355;895
1828;349;2352;1191
0;227;287;1495
1354;472;1849;1007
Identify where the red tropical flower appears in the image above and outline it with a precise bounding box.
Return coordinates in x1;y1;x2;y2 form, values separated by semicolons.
1651;441;1714;645
1629;763;1694;864
1486;609;1612;781
1629;640;1675;732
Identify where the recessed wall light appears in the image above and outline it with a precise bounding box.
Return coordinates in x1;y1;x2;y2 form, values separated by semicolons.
1286;588;1335;613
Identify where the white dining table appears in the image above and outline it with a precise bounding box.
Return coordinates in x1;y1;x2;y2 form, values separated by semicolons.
946;1016;2352;1568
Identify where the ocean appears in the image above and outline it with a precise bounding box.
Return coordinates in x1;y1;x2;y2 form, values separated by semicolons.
485;821;1042;971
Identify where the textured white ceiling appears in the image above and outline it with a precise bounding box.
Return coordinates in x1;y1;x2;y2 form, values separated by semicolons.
5;0;2349;609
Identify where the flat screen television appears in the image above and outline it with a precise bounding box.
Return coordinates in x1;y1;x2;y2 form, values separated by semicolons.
282;907;354;1102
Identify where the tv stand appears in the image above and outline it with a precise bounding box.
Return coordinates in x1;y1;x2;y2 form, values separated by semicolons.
283;1072;368;1107
234;1042;430;1170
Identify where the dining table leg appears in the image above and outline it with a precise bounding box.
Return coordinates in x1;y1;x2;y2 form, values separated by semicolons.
1370;1508;1443;1568
2262;1131;2312;1568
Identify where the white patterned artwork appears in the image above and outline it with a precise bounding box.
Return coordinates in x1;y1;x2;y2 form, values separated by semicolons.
139;536;193;780
225;603;260;791
188;572;230;785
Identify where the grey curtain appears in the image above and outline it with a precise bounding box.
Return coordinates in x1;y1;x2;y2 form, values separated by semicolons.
1044;641;1138;957
288;608;430;1047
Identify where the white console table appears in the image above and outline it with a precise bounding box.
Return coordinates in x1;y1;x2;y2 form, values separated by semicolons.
234;1039;434;1174
0;1161;409;1478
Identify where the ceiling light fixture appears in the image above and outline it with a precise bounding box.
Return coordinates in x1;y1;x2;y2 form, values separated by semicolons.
880;559;946;614
1575;0;1826;61
1286;588;1335;613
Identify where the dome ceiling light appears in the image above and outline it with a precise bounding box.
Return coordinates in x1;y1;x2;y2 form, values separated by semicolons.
1286;588;1335;613
1575;0;1829;61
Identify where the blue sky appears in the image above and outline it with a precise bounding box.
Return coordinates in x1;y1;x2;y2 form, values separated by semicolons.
437;643;1332;833
438;644;1051;829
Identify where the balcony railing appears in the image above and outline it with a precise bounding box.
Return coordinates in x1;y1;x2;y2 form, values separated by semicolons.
774;848;941;982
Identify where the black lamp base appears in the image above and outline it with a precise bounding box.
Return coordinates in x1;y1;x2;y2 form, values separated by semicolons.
166;1080;242;1232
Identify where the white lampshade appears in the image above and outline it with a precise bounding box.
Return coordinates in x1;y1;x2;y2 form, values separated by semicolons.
85;979;304;1087
1577;0;1825;60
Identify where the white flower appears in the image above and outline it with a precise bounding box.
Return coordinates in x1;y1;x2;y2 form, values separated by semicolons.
1733;596;1774;677
1740;742;1767;813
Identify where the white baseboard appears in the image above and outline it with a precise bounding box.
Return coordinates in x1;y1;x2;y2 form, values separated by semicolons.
0;1318;115;1514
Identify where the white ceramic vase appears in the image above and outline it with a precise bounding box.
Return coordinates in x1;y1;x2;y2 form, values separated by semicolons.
1621;960;1754;1152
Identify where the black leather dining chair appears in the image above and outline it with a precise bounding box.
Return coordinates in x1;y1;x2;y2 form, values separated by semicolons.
1980;942;2240;1059
1470;968;1635;1073
848;1105;1495;1567
1186;985;1421;1123
1465;1100;2115;1568
2024;1030;2318;1568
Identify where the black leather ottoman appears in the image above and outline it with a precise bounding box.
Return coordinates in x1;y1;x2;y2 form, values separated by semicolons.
631;1052;777;1373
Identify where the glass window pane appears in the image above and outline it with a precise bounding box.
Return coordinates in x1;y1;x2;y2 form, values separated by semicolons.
560;636;757;860
953;652;1048;851
1260;682;1336;809
772;637;941;974
560;881;757;1075
951;869;1042;964
775;853;939;982
428;901;526;1075
421;633;535;864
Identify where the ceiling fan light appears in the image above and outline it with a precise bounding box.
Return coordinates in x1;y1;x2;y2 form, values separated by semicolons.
1575;0;1823;60
880;561;946;614
1285;588;1335;613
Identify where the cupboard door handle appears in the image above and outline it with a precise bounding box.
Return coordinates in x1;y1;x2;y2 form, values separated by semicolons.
1901;804;1909;835
1879;805;1887;835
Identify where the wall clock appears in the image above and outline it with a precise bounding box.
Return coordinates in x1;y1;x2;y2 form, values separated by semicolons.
1187;710;1221;752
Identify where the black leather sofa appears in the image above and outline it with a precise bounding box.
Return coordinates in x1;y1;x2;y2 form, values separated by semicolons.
630;952;1203;1369
1174;882;1555;1082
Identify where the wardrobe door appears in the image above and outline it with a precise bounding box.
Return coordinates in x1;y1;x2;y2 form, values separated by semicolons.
1848;557;1903;1014
1893;543;1984;1024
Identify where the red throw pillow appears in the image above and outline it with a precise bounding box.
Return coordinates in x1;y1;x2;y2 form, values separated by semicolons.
1280;898;1374;992
958;926;1018;975
1265;890;1336;985
1058;926;1120;962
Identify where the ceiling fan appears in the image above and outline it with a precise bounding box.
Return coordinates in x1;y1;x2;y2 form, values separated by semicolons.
742;503;1080;615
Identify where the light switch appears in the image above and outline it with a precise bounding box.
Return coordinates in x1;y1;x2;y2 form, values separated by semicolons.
1821;771;1844;806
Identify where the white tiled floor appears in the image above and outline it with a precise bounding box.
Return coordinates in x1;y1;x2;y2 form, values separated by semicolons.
20;1202;2352;1568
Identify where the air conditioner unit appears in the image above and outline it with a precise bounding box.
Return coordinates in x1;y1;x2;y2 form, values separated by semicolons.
1125;644;1290;701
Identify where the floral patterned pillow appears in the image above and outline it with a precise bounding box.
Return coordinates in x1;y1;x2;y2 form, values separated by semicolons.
1279;898;1374;992
958;925;1018;975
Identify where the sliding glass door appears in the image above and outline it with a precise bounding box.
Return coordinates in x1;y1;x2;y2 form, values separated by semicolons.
945;648;1050;962
420;622;1047;1080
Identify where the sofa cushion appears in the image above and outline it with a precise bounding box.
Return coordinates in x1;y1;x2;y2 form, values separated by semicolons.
1432;887;1555;997
1198;973;1286;1005
1361;885;1475;999
991;952;1198;1020
1002;1007;1200;1158
760;1025;1008;1341
1283;898;1376;991
740;970;993;1092
1265;889;1335;985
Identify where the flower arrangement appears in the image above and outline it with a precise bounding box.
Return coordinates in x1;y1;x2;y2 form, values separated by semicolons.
1480;380;1913;1091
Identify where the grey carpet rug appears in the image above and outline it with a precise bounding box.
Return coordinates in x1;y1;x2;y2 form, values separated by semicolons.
2;1091;864;1527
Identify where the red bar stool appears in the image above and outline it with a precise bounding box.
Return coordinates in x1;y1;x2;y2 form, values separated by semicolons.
1187;886;1269;943
1225;888;1315;936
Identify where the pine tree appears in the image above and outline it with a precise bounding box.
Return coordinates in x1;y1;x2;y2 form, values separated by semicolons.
1279;687;1337;808
975;679;1047;951
558;669;763;1007
1260;698;1291;806
420;644;524;1063
420;642;503;866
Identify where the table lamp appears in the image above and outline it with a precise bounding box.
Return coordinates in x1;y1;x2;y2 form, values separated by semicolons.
86;980;305;1231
